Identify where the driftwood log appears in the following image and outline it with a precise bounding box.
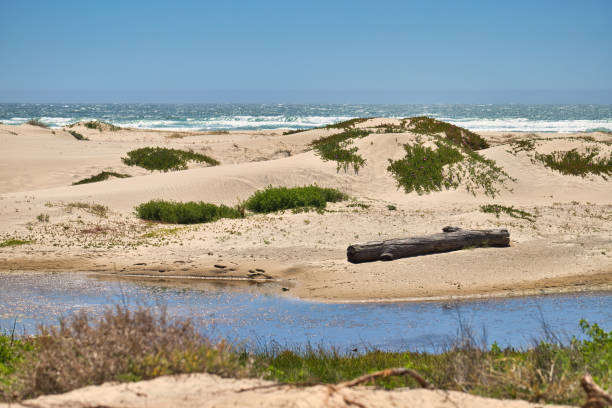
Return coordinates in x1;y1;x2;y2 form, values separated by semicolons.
582;374;612;408
347;226;510;263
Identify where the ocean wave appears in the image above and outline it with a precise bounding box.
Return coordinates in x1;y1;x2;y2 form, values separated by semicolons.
442;118;612;133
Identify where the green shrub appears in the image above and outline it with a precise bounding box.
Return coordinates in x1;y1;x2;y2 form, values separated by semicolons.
388;138;514;197
122;147;219;172
480;204;535;222
406;117;489;151
25;118;48;128
136;200;243;224
245;185;347;213
310;128;370;173
0;239;33;248
283;128;308;135
83;121;120;131
534;148;612;179
72;171;131;185
324;118;370;129
506;139;537;155
68;130;88;141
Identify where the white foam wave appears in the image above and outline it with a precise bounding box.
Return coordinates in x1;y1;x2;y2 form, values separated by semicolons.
442;118;612;133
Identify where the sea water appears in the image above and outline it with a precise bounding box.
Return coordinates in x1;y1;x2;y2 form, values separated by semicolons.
1;103;612;132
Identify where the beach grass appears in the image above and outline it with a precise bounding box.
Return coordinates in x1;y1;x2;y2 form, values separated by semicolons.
0;238;34;248
406;117;489;151
534;148;612;179
25;118;48;128
0;306;609;406
245;185;347;213
72;171;131;185
68;130;88;141
122;147;219;172
310;128;370;173
480;204;536;222
136;200;243;224
83;121;120;131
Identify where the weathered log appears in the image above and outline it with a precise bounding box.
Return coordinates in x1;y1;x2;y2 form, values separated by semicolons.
347;226;509;263
582;374;612;408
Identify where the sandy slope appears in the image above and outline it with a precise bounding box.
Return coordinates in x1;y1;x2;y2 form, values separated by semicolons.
0;372;573;408
0;121;611;302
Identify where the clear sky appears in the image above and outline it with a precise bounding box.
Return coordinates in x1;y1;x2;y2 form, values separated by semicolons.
1;0;611;103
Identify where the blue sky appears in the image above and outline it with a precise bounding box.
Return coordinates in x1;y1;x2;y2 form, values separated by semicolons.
1;0;611;103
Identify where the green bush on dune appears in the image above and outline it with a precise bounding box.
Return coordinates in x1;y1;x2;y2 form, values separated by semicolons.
534;148;612;179
135;200;243;224
245;185;347;213
310;128;370;173
122;147;219;172
72;171;131;185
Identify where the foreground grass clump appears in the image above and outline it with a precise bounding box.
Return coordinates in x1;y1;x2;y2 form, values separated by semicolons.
245;185;347;213
122;147;219;171
136;200;243;224
388;138;514;197
25;118;48;128
72;171;131;185
406;117;489;151
534;148;612;179
1;312;609;406
480;204;536;222
0;307;245;401
310;128;370;173
0;239;33;248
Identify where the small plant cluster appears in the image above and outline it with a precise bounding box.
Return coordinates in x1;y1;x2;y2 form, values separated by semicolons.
136;185;347;223
480;204;536;222
122;147;219;172
310;128;370;173
25;118;48;128
534;147;612;179
282;128;308;135
136;200;243;224
68;130;88;141
72;171;131;185
1;310;610;406
506;138;538;155
0;238;33;248
83;121;120;131
387;138;514;197
66;202;109;218
324;117;370;130
245;185;347;213
406;117;489;151
36;213;49;222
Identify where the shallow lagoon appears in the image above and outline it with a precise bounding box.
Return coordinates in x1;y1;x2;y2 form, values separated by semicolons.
1;271;610;352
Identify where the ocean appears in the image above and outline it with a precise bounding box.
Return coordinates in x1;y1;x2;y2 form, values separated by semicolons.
1;103;612;133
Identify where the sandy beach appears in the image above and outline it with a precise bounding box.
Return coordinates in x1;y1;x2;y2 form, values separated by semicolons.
1;119;610;302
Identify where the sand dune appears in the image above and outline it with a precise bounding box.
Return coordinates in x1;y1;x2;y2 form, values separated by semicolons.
1;121;610;302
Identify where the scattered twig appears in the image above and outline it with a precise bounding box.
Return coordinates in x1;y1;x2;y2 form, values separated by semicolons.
582;374;612;408
336;367;433;389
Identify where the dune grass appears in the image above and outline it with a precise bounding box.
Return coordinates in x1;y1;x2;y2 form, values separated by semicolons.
0;305;609;406
72;171;131;185
310;128;370;173
0;239;33;248
387;138;514;197
406;117;489;151
122;147;219;172
25;118;48;128
245;185;347;213
83;121;120;131
480;204;536;222
136;200;243;224
534;148;612;179
68;130;88;141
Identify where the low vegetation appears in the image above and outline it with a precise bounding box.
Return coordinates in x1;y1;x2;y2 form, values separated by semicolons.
324;117;370;130
245;185;347;213
66;202;109;218
406;117;489;151
480;204;536;222
72;171;131;185
282;128;308;135
25;118;48;128
0;307;609;406
310;128;370;173
534;148;612;179
387;138;514;197
83;121;120;131
122;147;219;171
136;200;243;224
506;138;537;155
68;130;88;141
0;238;33;248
